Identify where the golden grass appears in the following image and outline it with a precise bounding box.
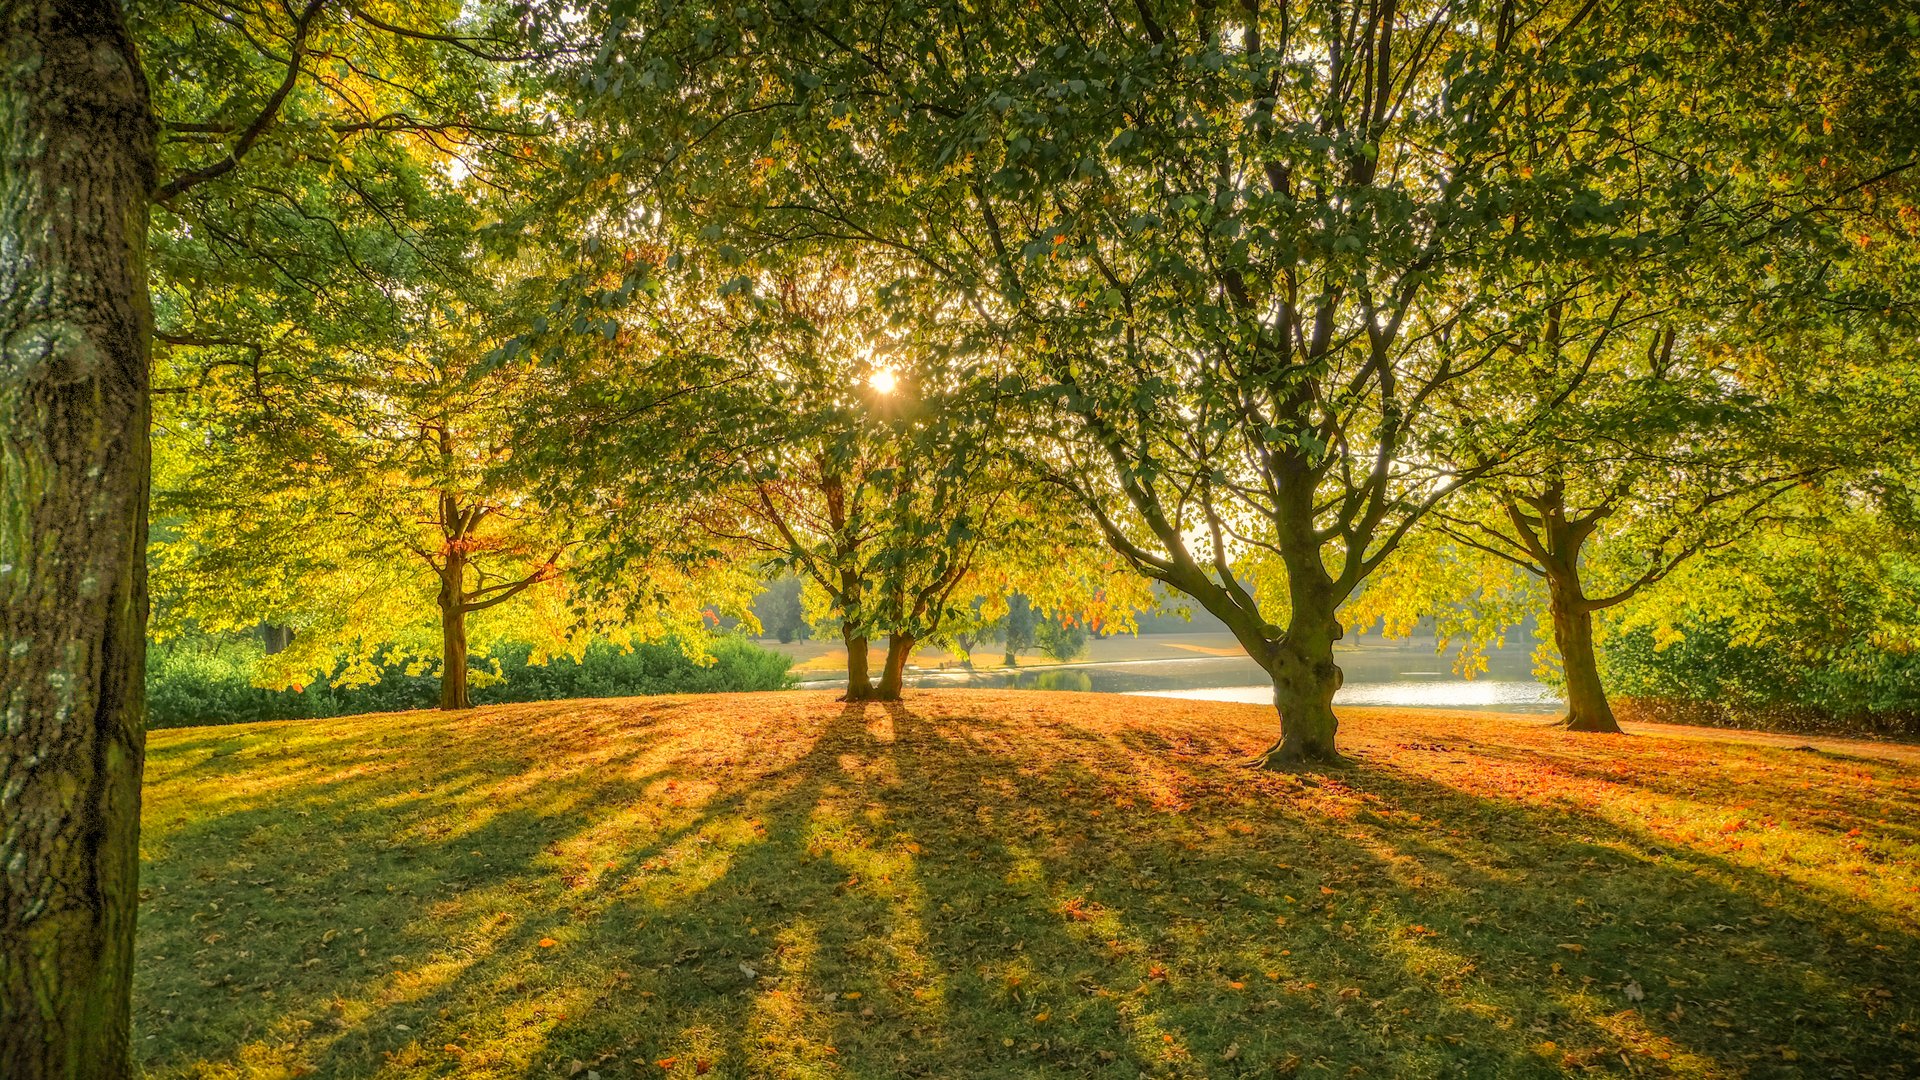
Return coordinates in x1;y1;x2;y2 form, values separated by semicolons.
134;691;1919;1078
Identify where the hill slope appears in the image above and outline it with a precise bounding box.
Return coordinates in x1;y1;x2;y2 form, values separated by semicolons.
134;691;1920;1078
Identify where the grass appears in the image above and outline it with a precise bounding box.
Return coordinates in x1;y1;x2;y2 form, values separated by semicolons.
133;691;1920;1079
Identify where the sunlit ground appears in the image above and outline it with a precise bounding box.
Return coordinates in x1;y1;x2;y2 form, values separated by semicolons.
134;691;1919;1078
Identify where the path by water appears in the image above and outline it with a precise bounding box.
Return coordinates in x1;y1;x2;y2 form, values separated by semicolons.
782;632;1563;713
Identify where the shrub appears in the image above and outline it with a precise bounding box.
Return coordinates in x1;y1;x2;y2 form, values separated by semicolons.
1605;618;1920;738
147;634;795;729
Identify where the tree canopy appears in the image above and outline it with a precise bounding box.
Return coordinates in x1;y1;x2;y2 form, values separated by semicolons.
5;1;1920;1071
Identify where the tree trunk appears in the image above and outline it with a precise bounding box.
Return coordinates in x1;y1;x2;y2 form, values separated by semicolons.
840;623;872;701
439;555;471;710
1247;586;1346;768
1;3;156;1075
1548;575;1620;733
259;623;294;654
875;633;916;701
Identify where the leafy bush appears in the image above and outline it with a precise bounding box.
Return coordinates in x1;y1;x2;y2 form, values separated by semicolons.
1603;519;1920;737
147;635;795;729
147;644;308;727
1605;618;1920;737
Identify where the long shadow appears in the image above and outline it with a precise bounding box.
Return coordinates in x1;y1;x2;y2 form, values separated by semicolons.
134;698;751;1075
873;705;1591;1077
867;702;1918;1078
293;699;897;1077
134;693;1920;1079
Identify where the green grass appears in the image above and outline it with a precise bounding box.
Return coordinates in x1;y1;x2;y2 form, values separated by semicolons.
133;691;1920;1078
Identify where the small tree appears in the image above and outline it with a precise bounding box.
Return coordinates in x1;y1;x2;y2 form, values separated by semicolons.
154;287;742;708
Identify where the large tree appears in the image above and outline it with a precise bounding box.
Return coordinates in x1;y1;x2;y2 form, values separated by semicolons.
1;3;155;1071
585;0;1746;762
5;1;555;1068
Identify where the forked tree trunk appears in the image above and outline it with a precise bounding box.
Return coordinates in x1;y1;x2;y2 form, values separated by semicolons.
439;553;471;710
1547;574;1621;733
1;2;156;1074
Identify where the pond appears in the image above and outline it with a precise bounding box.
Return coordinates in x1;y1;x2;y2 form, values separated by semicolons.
793;634;1564;713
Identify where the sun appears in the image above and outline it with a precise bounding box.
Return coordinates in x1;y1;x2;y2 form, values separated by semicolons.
867;367;899;394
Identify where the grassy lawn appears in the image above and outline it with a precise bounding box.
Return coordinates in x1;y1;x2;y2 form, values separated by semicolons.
134;691;1919;1078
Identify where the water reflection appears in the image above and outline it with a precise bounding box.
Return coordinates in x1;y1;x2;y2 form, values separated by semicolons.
1128;679;1561;710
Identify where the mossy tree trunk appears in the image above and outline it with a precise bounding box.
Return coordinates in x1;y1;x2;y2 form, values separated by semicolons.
1246;565;1346;768
1547;573;1618;733
1;1;156;1074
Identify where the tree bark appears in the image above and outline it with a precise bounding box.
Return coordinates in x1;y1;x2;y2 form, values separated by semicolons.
875;633;916;701
439;551;471;710
1;2;156;1075
840;623;872;701
1515;484;1624;735
259;623;294;654
1547;573;1621;733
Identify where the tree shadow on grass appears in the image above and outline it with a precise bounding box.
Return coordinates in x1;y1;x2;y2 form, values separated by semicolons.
133;692;1919;1079
861;701;1917;1078
134;696;780;1075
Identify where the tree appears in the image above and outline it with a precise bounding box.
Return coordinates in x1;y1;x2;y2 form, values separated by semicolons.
6;0;560;1064
2;4;154;1071
589;0;1751;762
1034;615;1090;664
999;594;1038;667
753;574;810;643
679;263;1033;700
153;281;744;709
1403;372;1812;733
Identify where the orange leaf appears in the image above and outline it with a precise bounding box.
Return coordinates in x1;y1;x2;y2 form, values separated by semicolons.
538;938;559;948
